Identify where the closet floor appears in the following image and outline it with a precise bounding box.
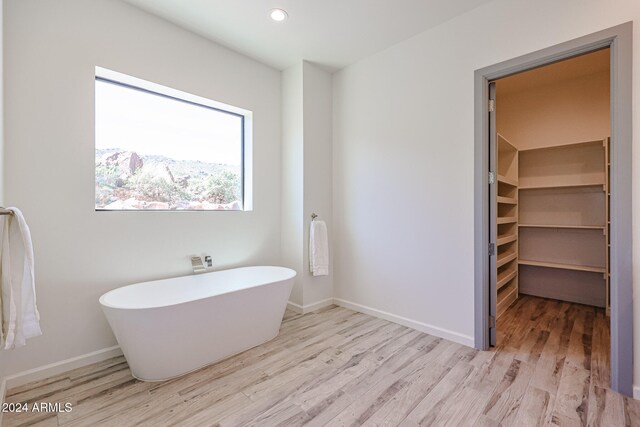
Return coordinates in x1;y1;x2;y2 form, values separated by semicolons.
3;296;638;426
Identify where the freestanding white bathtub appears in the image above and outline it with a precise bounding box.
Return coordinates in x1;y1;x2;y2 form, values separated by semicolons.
99;266;295;381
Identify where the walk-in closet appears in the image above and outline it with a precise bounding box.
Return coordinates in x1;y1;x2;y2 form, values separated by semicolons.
493;48;611;326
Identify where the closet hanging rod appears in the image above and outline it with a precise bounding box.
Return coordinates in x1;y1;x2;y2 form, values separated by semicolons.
0;208;13;216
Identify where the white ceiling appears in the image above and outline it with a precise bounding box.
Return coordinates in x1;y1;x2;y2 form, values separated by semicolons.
122;0;494;72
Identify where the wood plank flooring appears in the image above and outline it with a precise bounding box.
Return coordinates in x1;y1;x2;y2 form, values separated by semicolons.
3;296;639;426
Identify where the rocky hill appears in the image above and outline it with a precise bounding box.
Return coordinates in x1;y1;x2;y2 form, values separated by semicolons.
95;149;241;210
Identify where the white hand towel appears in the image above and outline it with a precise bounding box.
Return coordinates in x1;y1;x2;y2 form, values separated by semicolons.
1;208;41;349
309;220;329;276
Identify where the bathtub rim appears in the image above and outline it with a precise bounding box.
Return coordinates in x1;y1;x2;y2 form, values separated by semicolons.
98;265;296;311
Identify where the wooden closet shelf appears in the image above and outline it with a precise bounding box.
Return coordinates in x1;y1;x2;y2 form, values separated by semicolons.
497;217;517;225
497;251;517;268
518;259;605;274
518;224;605;231
497;268;517;290
497;134;518;151
518;139;605;153
497;282;518;317
498;196;518;205
519;182;605;191
497;175;518;187
497;196;517;205
497;234;517;246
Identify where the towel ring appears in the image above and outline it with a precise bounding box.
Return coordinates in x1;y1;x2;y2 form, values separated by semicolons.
311;213;318;220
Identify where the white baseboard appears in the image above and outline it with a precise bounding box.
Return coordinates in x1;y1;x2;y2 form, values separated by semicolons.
287;301;304;313
290;296;474;346
3;345;123;390
333;298;475;347
287;298;334;314
302;298;335;313
633;385;640;400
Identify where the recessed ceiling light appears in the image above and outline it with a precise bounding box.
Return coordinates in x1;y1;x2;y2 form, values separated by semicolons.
269;8;288;22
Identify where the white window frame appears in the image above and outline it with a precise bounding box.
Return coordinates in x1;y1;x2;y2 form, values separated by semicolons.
94;66;253;211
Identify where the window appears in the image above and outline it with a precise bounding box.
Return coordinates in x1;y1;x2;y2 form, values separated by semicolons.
95;68;251;211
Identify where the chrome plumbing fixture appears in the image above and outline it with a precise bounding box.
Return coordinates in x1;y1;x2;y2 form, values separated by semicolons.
191;256;206;274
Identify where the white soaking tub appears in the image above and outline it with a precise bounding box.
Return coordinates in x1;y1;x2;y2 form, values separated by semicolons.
99;266;295;381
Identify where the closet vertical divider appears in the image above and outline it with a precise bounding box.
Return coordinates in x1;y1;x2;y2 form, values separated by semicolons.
496;134;519;318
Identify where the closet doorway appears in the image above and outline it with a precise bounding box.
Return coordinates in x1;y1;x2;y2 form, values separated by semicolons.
491;49;611;334
473;23;632;396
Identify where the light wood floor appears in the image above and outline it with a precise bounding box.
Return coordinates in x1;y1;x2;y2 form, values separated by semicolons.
3;295;639;426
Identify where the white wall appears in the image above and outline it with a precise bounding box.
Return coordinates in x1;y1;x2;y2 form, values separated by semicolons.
0;0;3;208
281;61;334;310
302;62;334;307
3;0;282;376
0;0;6;385
333;0;640;372
281;63;304;305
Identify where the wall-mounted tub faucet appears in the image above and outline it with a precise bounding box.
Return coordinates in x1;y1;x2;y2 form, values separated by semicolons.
191;256;206;274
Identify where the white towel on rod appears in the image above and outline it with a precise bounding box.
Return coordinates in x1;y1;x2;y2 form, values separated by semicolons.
309;219;329;276
1;207;42;349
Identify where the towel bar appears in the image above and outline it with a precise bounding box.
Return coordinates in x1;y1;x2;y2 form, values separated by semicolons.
0;208;13;216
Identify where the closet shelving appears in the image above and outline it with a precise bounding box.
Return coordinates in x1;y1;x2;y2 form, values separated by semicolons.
518;224;605;231
516;138;609;310
517;259;606;274
497;196;517;205
497;174;518;187
496;134;519;318
519;182;605;190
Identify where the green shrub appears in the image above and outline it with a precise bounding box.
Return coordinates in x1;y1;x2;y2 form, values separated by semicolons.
95;163;120;188
95;152;242;208
128;169;187;203
202;170;240;204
